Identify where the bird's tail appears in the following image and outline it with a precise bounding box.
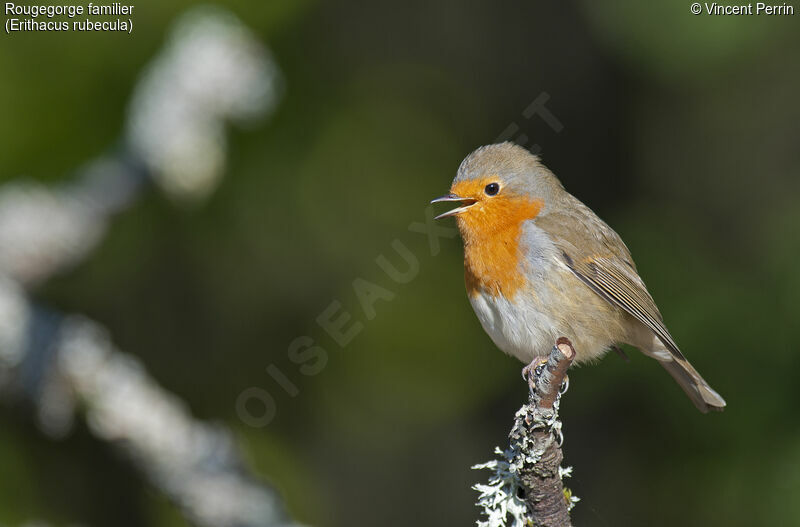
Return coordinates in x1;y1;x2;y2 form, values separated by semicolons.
660;357;726;413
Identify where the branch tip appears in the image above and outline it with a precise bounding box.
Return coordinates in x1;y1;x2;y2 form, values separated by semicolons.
555;337;576;360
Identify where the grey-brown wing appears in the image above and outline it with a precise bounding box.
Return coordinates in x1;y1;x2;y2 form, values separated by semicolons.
536;204;685;361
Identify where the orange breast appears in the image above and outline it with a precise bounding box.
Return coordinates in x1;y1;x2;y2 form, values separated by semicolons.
458;195;544;298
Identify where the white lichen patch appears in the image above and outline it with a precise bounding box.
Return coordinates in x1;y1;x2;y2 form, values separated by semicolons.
472;447;529;527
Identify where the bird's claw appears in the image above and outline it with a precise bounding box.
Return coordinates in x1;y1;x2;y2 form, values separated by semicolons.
521;357;549;385
521;363;532;382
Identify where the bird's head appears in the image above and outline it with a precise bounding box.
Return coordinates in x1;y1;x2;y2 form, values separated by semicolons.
432;143;562;242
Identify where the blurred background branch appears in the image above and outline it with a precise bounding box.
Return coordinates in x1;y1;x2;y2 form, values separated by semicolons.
0;7;296;527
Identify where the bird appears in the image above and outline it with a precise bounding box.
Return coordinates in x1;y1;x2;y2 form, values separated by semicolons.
432;142;725;413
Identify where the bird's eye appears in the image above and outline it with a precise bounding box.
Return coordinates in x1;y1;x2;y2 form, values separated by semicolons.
484;183;500;196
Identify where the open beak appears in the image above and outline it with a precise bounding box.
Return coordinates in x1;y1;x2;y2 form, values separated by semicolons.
430;193;477;219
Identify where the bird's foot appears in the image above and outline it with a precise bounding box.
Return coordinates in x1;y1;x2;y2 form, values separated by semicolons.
521;357;550;388
522;358;571;394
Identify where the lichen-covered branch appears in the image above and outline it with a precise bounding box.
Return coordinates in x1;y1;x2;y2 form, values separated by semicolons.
474;338;578;527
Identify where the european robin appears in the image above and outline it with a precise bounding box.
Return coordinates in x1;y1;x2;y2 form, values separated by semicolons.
432;142;725;412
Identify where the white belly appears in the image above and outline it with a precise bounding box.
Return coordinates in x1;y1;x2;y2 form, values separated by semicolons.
469;285;560;364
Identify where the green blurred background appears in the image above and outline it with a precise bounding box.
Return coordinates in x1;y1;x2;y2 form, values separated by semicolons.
2;0;799;525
